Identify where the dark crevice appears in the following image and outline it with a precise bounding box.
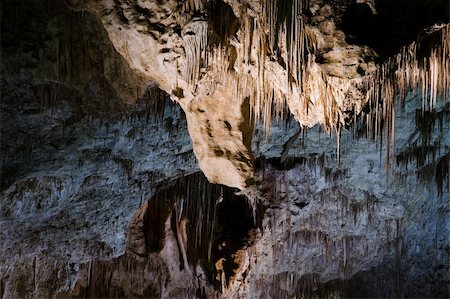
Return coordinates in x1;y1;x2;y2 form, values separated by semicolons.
139;172;264;290
341;0;449;59
60;172;265;297
206;1;240;48
255;152;328;172
211;194;256;288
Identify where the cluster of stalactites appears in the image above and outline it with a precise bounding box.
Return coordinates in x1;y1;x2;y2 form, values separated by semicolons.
182;0;311;132
365;24;450;172
182;16;208;90
182;1;449;149
250;0;310;132
184;0;361;138
186;0;208;12
265;0;309;87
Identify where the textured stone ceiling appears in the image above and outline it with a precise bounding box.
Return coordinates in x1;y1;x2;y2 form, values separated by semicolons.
66;0;450;189
0;1;449;298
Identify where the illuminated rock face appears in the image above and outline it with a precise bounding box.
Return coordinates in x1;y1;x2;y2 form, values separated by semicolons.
0;0;449;298
66;0;449;189
63;0;375;189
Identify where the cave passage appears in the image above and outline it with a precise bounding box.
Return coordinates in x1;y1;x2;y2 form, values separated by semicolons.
141;172;262;290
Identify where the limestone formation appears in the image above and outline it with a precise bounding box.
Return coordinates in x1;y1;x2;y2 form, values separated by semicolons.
0;0;449;298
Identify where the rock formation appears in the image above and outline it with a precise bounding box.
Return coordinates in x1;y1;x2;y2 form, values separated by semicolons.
0;0;449;298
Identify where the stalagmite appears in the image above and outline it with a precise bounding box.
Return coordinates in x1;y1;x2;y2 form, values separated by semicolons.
174;208;193;279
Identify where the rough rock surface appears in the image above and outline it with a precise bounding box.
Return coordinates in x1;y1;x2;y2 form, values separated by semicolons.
64;0;449;189
65;0;380;189
0;0;449;298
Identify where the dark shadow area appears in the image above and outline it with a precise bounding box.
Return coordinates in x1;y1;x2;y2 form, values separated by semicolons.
211;193;256;288
341;0;449;59
207;0;240;47
59;172;265;298
315;257;449;298
153;173;262;288
0;0;148;192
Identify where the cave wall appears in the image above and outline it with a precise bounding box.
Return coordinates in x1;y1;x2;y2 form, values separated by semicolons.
0;0;449;298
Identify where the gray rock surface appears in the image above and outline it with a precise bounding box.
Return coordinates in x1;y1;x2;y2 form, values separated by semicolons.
0;0;449;298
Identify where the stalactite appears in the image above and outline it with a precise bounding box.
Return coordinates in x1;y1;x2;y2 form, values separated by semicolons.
183;0;311;133
174;209;193;279
336;125;341;166
135;83;171;122
362;24;450;172
146;172;260;290
187;0;207;12
252;0;309;132
181;2;448;175
182;17;208;90
256;161;390;297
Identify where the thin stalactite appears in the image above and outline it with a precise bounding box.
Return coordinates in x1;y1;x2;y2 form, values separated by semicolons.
183;2;448;172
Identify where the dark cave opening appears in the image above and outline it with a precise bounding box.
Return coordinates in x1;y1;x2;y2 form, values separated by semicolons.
206;0;240;47
63;173;264;298
341;0;449;59
210;193;257;289
142;194;173;254
341;3;377;48
141;172;263;291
